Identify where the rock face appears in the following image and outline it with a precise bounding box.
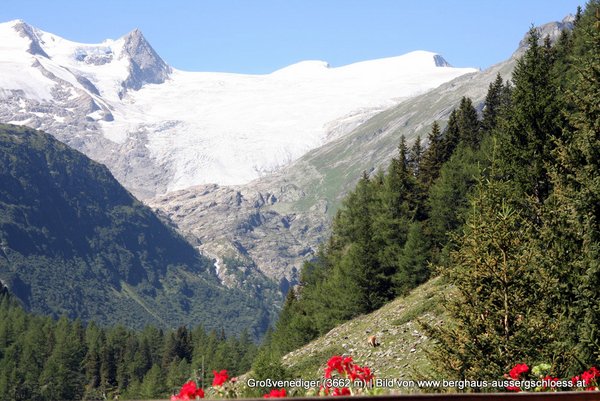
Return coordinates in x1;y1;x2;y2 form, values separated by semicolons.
148;181;329;285
120;28;172;93
516;15;575;55
13;20;49;58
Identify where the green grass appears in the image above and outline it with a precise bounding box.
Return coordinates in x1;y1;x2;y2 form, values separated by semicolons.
279;277;452;389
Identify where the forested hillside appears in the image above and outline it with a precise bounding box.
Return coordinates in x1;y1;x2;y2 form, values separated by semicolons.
0;291;257;400
0;124;272;334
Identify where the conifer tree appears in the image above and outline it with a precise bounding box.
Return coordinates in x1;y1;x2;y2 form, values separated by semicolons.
393;221;430;295
544;1;600;367
334;173;390;313
426;140;488;261
482;74;508;134
499;27;560;205
457;97;481;148
420;121;444;188
409;135;423;177
427;174;554;381
440;110;460;163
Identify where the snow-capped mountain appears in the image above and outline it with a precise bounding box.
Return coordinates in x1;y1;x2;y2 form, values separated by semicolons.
0;20;476;197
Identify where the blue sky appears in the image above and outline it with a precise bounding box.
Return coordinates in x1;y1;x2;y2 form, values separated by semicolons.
1;0;584;74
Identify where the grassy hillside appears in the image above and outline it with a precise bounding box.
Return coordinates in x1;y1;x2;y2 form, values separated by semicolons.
280;277;450;384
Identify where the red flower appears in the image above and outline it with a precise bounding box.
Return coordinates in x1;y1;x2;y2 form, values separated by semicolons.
509;363;529;380
581;367;599;384
580;367;599;390
342;356;354;372
542;375;560;390
171;380;204;400
325;356;345;378
212;369;229;387
349;364;373;384
263;388;286;398
332;387;351;396
506;386;521;392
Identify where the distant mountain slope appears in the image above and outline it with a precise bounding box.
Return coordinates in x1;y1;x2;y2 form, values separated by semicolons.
150;16;574;285
0;19;475;197
0;124;272;335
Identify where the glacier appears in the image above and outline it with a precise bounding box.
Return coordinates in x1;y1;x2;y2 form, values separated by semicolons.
0;19;477;196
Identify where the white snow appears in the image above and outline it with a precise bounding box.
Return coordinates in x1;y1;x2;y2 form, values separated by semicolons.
0;20;478;193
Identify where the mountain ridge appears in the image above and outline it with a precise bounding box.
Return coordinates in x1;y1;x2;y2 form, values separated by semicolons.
0;19;476;197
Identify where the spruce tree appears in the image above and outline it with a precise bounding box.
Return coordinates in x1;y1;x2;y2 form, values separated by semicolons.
499;27;560;205
420;121;444;188
426;174;554;381
545;1;600;367
334;173;390;313
440;110;460;163
482;74;508;134
393;221;430;295
408;135;423;177
457;97;481;149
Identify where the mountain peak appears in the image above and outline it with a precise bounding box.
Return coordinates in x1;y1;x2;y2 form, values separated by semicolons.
10;19;49;58
432;54;450;67
119;27;171;92
515;15;574;56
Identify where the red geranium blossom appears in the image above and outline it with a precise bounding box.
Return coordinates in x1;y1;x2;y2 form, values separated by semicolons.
171;380;205;400
581;367;599;384
263;388;287;398
348;364;374;385
212;369;229;387
332;387;351;396
509;363;529;380
325;356;345;378
581;367;599;390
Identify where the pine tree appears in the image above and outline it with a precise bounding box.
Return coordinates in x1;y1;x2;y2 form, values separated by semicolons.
440;110;460;163
499;26;560;205
330;173;392;315
457;97;481;149
426;140;488;262
482;74;509;134
140;364;167;399
408;135;423;177
426;174;555;381
393;221;430;295
545;1;600;367
420;121;444;188
39;317;86;401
